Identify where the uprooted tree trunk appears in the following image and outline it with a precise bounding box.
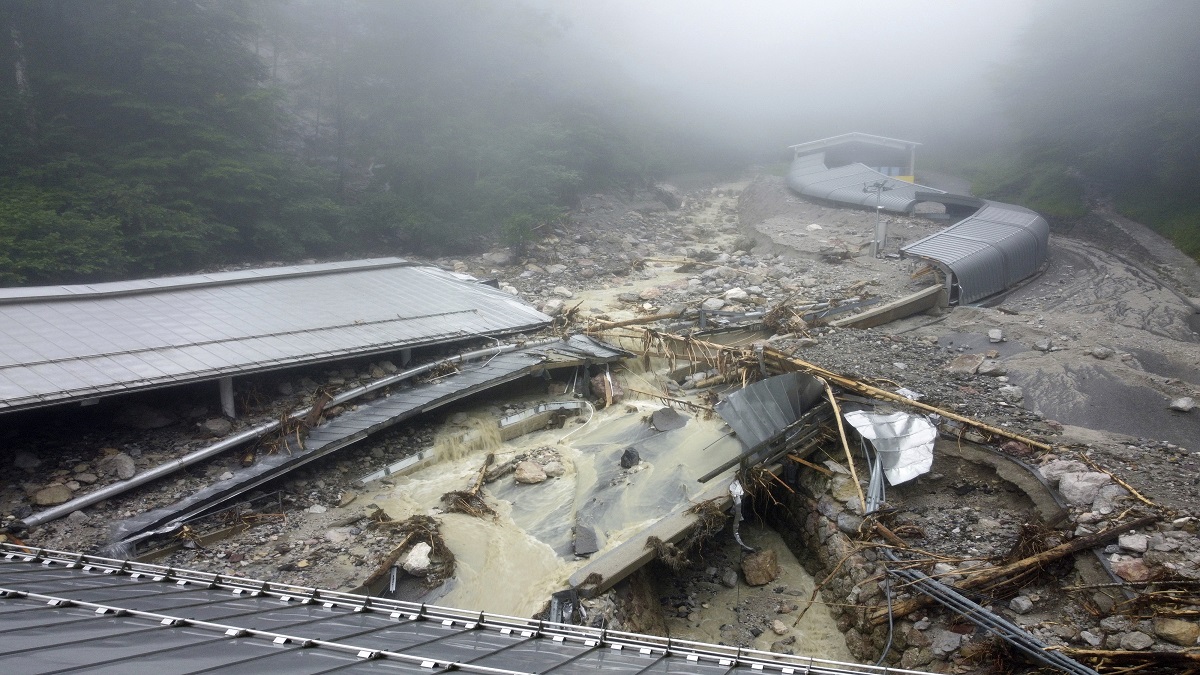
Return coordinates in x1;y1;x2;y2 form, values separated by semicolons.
441;453;496;518
871;514;1160;625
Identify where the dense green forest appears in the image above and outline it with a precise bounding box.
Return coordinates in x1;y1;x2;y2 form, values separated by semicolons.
972;0;1200;258
0;0;687;285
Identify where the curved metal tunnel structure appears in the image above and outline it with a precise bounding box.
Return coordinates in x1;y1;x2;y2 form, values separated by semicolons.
787;142;1050;305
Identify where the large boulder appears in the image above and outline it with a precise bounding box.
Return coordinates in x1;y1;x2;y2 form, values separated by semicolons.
514;460;548;484
1058;471;1111;505
741;549;780;586
402;542;433;575
652;183;683;210
1154;617;1200;646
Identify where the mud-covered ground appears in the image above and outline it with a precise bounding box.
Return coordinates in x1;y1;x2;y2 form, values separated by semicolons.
3;169;1199;671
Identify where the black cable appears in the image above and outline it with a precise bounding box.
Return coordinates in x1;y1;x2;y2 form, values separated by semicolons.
873;571;894;667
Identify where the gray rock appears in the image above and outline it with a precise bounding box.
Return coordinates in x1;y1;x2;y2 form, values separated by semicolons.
33;484;74;506
836;512;864;535
1169;396;1195;412
552;286;574;298
977;360;1007;376
701;297;725;311
1038;459;1089;485
1119;533;1149;553
541;298;565;316
305;504;327;514
402;542;433;575
1009;596;1034;614
482;249;514;266
97;453;137;480
1118;631;1154;651
574;523;602;556
1090;346;1115;360
930;629;963;657
619;447;641;469
723;287;748;301
13;451;40;471
1080;630;1104;646
514;460;548;484
1058;471;1112;505
1092;482;1130;514
988;329;1004;343
770;619;789;635
67;509;89;524
325;528;351;544
218;471;234;481
202;418;233;436
542;461;566;478
75;472;98;485
1033;339;1052;352
721;569;739;588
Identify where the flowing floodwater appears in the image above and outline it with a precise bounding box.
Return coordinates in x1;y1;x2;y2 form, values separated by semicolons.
661;523;855;662
368;373;850;658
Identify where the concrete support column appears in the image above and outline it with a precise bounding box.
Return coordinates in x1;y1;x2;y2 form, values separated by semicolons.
400;348;412;367
219;377;236;418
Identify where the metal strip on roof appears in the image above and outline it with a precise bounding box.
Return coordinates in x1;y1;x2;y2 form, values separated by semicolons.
0;544;933;675
0;259;551;412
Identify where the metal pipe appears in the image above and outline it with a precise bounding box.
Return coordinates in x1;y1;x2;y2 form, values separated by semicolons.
20;338;562;529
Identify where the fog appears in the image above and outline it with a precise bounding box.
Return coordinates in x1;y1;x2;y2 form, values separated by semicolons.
541;0;1036;158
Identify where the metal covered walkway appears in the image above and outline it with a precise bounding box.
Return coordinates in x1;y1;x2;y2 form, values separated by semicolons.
786;134;1050;304
0;544;928;674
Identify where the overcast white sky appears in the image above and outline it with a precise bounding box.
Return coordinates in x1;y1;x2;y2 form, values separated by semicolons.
547;0;1037;153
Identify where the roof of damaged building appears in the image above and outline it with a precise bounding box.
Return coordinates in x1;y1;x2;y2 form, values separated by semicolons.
786;152;943;214
0;259;550;413
0;544;921;675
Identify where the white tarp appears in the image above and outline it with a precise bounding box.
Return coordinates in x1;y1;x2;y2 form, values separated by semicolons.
843;410;936;485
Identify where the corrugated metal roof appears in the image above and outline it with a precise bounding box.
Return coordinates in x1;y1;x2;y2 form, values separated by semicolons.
901;201;1049;304
787;132;921;154
0;544;929;674
0;259;550;412
786;153;943;213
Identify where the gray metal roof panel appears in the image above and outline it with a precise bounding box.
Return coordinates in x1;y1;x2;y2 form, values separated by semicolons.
0;261;551;411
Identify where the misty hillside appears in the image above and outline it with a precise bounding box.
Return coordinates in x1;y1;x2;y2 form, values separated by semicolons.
1;0;1198;285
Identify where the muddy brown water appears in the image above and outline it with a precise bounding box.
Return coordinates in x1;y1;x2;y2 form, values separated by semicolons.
366;384;852;658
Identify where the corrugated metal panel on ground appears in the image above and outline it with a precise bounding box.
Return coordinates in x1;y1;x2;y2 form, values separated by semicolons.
0;545;931;674
0;259;550;412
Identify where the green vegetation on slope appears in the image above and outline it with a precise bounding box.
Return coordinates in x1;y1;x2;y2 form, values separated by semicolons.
989;0;1200;259
0;0;686;285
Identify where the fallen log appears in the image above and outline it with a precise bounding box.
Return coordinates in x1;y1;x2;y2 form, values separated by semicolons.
871;514;1160;625
588;311;685;330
